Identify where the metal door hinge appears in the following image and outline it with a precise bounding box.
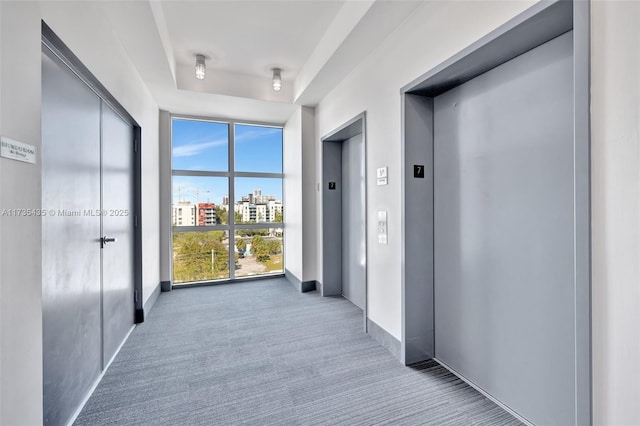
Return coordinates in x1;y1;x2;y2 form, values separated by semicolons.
134;215;138;227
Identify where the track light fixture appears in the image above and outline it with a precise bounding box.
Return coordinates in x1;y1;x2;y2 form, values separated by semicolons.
195;54;206;80
272;68;282;91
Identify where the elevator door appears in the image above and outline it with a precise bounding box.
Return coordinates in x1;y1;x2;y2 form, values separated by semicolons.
341;134;365;309
433;31;574;425
42;46;135;426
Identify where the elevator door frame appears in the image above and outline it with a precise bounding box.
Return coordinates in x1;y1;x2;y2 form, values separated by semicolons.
400;1;590;425
321;112;368;331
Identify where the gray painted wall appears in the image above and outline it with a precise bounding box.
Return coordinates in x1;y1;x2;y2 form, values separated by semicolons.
433;31;574;425
341;134;366;309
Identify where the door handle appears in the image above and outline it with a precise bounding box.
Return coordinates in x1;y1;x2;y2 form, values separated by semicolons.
101;236;117;246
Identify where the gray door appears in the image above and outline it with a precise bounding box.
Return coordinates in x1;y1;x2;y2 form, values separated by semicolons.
433;31;574;425
42;48;103;426
341;134;366;309
42;47;135;425
101;103;135;367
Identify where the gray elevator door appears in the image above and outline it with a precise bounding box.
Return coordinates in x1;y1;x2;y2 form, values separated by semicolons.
42;47;135;425
433;31;574;425
341;134;365;309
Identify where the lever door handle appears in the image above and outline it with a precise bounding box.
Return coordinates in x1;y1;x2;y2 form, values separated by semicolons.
102;236;117;245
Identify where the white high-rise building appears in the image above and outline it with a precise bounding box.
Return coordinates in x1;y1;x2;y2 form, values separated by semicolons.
172;202;196;226
267;200;283;222
234;189;282;223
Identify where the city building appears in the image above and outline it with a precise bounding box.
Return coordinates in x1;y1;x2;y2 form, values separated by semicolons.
197;202;216;226
235;189;282;223
172;202;196;226
267;200;283;222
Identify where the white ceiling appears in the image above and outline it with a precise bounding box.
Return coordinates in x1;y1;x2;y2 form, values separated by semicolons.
100;0;424;123
161;0;345;79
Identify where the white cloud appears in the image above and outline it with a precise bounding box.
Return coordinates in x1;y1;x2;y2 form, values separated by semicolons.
172;138;227;158
235;127;281;143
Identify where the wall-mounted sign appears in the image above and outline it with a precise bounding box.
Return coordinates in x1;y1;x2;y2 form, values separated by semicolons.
1;136;36;164
414;164;425;178
377;166;388;186
328;182;336;190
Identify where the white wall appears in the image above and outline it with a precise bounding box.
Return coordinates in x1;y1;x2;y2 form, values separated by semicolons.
314;0;534;338
284;108;304;280
284;106;317;283
0;3;44;424
591;2;640;425
0;1;160;422
301;106;317;281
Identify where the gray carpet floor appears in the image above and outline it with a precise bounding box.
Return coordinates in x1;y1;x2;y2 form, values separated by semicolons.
75;278;522;425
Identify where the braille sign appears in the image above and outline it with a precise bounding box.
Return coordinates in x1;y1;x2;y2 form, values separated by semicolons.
1;136;36;164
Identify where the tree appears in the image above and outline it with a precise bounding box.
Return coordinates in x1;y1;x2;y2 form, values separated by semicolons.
235;238;247;255
173;231;229;282
251;235;271;262
267;240;281;255
251;235;264;251
274;210;283;223
238;229;268;237
234;211;243;224
215;206;228;225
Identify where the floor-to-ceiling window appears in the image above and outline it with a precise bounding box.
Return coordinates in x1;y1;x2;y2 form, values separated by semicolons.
171;117;284;284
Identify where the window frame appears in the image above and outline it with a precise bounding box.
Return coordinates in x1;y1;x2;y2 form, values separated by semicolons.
171;114;285;284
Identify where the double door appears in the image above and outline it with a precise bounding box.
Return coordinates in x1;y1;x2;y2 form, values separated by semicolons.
42;46;135;426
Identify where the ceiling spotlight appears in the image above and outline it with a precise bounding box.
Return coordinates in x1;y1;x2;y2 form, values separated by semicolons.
272;68;282;91
195;54;206;80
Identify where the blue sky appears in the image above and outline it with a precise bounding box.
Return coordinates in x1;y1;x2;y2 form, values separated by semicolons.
172;119;229;171
172;119;283;173
234;124;283;173
172;119;283;205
